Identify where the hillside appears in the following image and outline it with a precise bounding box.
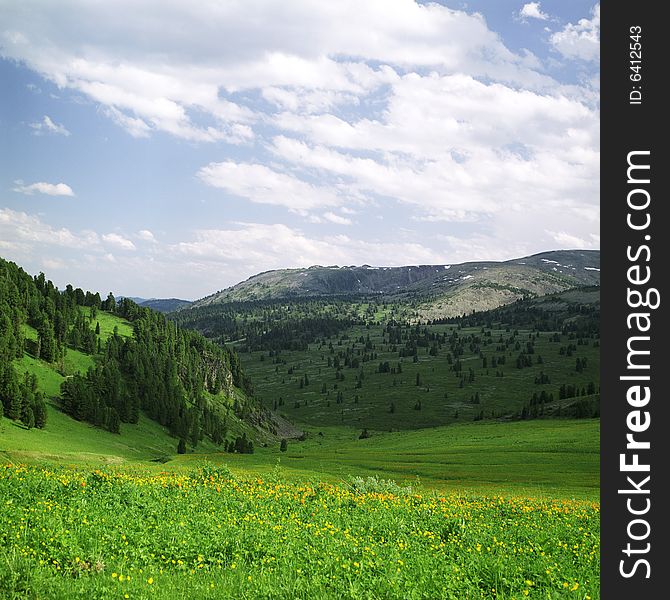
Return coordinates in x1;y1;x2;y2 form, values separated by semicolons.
229;286;599;432
0;257;292;463
191;250;600;317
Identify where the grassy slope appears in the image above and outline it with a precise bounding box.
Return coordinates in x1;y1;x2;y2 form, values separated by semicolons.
239;322;600;431
81;306;134;338
1;409;188;465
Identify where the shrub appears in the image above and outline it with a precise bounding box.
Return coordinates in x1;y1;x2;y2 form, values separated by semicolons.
346;475;413;496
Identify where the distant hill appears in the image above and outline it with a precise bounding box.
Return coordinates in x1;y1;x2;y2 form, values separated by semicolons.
138;298;192;313
190;250;600;319
117;297;193;313
118;296;148;304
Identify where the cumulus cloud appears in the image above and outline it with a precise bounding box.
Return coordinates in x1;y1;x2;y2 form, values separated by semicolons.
0;0;565;143
267;68;599;223
173;222;448;274
0;208;97;249
519;3;549;21
550;4;600;62
29;115;70;136
102;233;136;250
12;180;75;196
197;162;348;211
137;229;157;242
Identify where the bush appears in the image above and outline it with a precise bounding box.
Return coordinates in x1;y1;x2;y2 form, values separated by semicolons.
346;475;413;496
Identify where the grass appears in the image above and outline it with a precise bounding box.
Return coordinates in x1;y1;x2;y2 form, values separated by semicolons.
0;463;599;599
0;408;195;466
179;419;600;500
81;307;134;340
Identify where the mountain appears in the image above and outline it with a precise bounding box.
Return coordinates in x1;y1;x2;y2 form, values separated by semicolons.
190;250;600;319
118;297;193;312
138;298;192;312
117;296;148;304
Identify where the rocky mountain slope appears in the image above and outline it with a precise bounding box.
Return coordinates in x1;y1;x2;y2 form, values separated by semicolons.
189;250;599;319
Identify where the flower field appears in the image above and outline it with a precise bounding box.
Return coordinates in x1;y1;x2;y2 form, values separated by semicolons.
0;464;599;599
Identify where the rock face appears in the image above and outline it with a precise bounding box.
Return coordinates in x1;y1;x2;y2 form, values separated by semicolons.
198;351;234;395
189;250;600;317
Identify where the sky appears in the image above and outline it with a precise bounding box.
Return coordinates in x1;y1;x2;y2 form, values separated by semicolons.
0;1;599;300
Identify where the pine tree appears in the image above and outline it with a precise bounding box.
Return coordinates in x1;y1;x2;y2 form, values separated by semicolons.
33;393;47;429
1;365;21;420
22;406;35;429
106;407;121;434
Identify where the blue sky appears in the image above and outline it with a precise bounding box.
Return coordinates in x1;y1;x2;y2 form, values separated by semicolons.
0;1;599;300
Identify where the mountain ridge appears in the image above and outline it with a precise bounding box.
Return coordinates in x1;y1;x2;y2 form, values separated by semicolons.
188;250;600;319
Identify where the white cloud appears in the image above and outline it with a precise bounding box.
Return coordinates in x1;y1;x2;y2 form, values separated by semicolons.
546;230;599;249
173;222;448;275
197;162;348;211
12;180;75;196
267;69;598;223
104;107;152;138
550;4;600;62
29;115;71;136
102;233;136;250
0;0;566;143
137;229;157;242
519;3;549;21
0;208;97;249
322;212;352;226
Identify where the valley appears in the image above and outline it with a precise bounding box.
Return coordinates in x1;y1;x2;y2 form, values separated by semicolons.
0;252;601;599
